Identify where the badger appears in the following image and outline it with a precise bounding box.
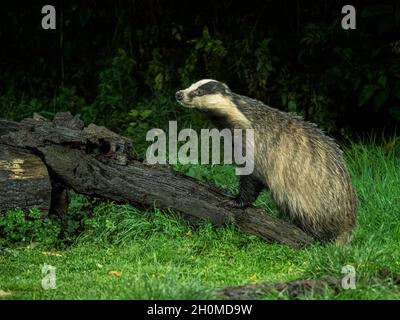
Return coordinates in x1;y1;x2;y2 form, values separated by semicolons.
175;79;357;245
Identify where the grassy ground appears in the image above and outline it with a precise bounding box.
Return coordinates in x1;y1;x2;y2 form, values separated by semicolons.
0;139;399;299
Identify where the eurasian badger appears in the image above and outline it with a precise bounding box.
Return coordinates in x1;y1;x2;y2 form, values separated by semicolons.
175;79;357;245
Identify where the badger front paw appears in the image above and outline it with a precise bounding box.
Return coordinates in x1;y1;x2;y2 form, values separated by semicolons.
222;196;252;209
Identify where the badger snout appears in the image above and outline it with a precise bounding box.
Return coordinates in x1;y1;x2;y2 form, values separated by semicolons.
175;90;184;102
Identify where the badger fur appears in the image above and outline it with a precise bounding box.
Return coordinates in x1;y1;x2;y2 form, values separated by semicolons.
176;79;357;245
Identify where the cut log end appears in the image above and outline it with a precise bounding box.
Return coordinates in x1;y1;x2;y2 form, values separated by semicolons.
0;145;51;213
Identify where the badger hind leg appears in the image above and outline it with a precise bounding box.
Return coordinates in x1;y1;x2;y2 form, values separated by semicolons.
335;230;353;246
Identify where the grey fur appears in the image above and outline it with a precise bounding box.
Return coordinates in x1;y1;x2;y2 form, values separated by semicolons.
177;80;357;245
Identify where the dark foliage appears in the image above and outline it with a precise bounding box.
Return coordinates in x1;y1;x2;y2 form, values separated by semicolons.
0;0;399;142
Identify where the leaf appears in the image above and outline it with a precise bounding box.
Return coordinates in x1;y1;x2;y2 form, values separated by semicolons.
0;290;11;297
96;263;103;269
202;26;210;39
195;41;204;50
108;271;122;277
358;84;380;106
174;33;181;41
140;110;153;120
361;5;393;18
128;109;139;119
288;100;297;112
377;75;388;88
249;274;258;282
42;251;63;257
373;88;390;108
171;27;182;41
26;242;39;250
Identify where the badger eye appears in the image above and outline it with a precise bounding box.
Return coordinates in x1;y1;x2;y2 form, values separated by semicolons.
194;89;203;96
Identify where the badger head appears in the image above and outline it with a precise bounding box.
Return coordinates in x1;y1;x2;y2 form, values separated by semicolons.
175;79;231;109
175;79;251;129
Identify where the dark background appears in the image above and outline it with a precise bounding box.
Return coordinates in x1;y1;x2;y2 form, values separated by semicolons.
1;0;399;151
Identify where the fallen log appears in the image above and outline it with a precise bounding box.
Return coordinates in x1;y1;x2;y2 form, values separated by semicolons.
0;112;313;248
215;276;341;299
216;267;400;299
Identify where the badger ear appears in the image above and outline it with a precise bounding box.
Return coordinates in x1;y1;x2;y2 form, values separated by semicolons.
222;82;231;93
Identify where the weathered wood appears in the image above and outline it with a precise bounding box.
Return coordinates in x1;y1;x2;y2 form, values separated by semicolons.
215;277;341;299
0;113;314;247
0;145;51;213
217;267;400;299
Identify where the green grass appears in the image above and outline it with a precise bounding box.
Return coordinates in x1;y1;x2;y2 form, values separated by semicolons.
1;139;399;299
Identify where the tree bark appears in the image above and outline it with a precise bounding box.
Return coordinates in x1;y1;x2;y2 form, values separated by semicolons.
216;267;400;299
0;112;314;248
215;276;341;299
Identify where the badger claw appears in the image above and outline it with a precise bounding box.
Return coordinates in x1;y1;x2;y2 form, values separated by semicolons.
222;197;251;209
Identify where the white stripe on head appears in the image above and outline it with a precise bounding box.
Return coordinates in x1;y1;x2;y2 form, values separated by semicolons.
184;79;217;93
179;79;250;128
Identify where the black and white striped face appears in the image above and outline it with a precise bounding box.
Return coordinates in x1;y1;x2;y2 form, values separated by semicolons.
175;79;231;109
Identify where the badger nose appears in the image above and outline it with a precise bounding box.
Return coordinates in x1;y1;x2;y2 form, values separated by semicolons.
175;91;184;101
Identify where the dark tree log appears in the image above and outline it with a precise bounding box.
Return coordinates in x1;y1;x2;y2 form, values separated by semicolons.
0;113;313;248
216;267;400;299
215;276;341;299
